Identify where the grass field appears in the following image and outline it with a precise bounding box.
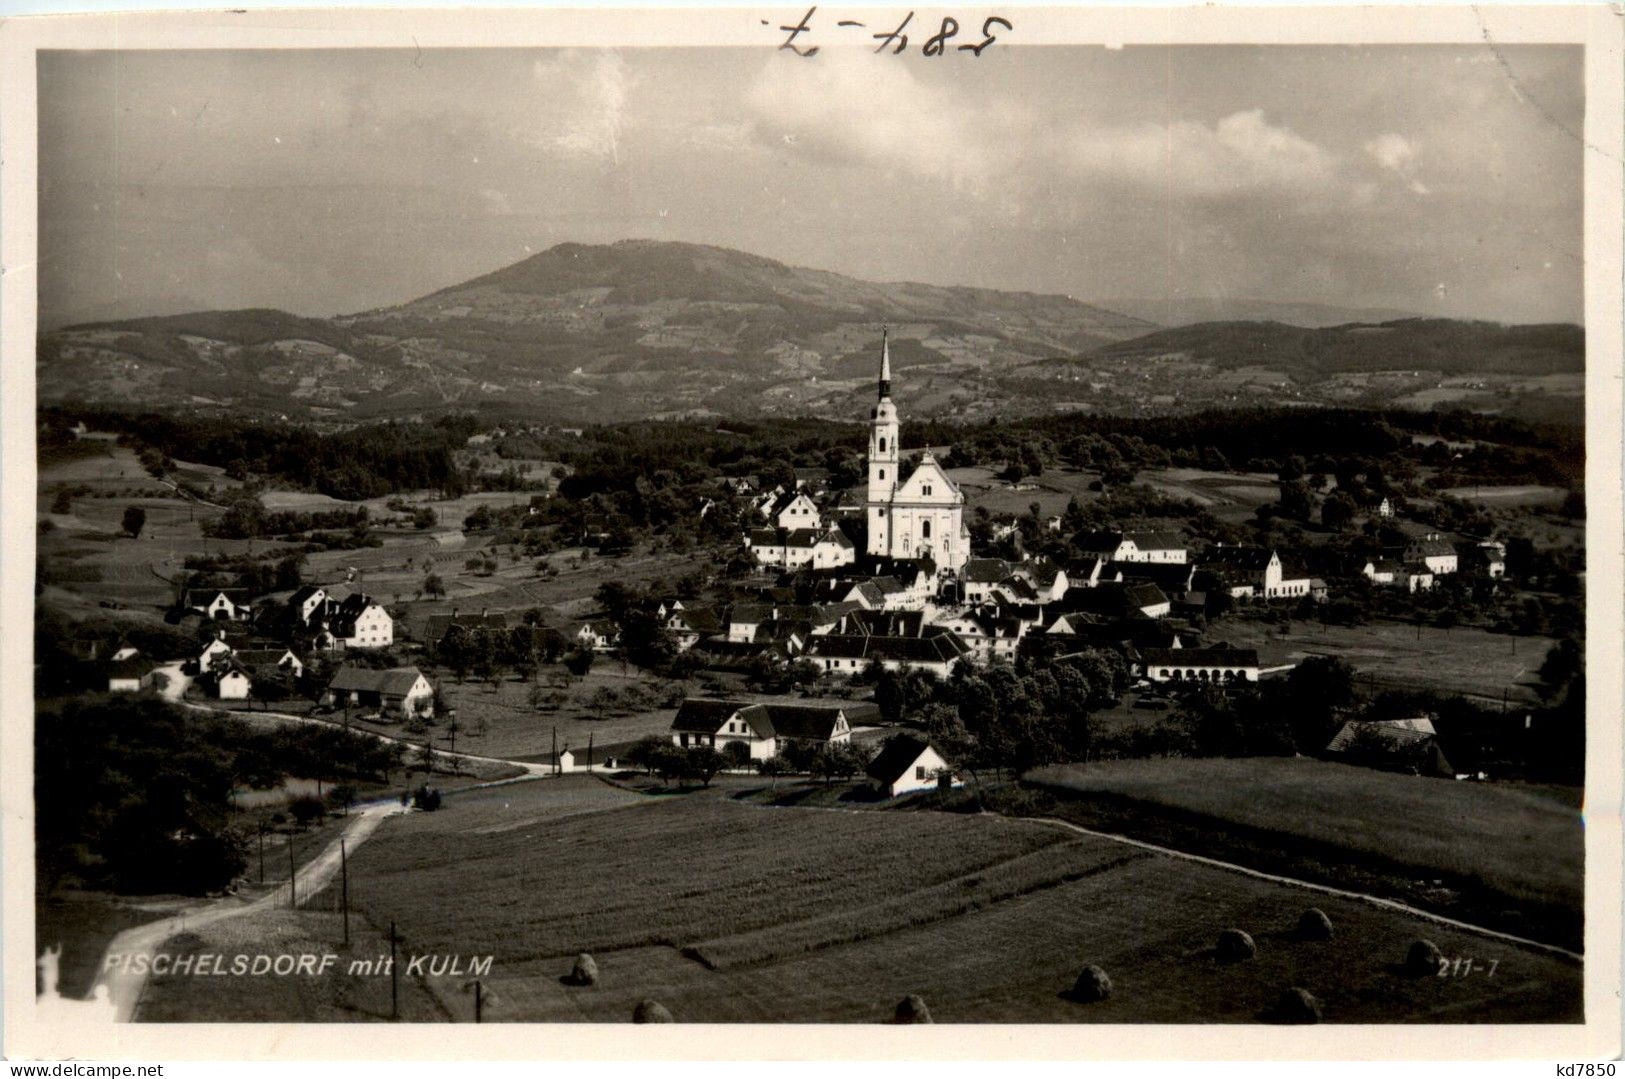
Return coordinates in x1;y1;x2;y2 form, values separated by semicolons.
137;778;1581;1023
1215;618;1554;705
1027;757;1583;950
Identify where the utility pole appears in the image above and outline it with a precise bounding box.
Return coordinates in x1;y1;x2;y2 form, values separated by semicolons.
552;727;558;776
474;980;483;1023
288;833;297;909
340;837;350;947
587;732;594;770
257;821;266;884
389;920;400;1021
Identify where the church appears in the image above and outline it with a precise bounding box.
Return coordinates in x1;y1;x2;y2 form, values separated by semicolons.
864;332;971;573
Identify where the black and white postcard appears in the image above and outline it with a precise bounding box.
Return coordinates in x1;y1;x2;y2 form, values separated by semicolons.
1;4;1621;1061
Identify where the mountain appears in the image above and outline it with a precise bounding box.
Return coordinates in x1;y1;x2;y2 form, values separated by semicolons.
34;241;1585;426
1099;297;1423;329
37;240;1153;423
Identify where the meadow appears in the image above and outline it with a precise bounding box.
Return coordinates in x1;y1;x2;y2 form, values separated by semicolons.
1027;757;1583;949
1216;620;1555;705
128;778;1584;1023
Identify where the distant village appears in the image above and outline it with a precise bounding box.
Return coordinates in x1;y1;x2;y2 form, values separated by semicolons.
80;335;1518;793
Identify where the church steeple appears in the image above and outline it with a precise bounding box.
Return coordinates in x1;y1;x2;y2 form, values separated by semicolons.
878;329;892;400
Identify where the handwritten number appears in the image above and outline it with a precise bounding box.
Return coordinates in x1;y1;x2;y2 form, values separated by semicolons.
872;11;913;54
923;16;959;56
779;6;819;56
958;15;1011;55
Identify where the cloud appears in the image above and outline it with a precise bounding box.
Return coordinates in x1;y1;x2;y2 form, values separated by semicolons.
1061;109;1339;202
533;51;630;164
1364;133;1430;194
743;50;998;192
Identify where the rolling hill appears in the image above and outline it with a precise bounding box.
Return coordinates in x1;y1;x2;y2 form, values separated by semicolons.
35;241;1585;425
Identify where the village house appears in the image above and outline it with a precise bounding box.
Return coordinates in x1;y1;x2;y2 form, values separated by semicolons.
1197;545;1312;600
1069;581;1172;620
1405;533;1459;575
328;593;394;649
764;489;821;530
234;647;305;680
201;663;252;701
668;698;878;760
423;608;508;645
105;656;160;693
1457;540;1507;578
575;619;620;652
746;526;855;571
804;626;971;678
1360;559;1434;593
286;585;329;628
866;735;961;799
195;635;235;675
1325;716;1453;776
1077;530;1188;565
664;604;725;652
1140;645;1261;684
325;665;435;718
182;588;250;622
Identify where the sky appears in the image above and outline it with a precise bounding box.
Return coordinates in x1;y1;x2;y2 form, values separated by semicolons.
37;43;1584;327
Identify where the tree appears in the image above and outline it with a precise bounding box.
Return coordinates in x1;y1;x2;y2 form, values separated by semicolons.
122;505;146;539
720;740;752;769
812;742;868;787
564;648;596;680
627;735;670;776
1321;492;1359;531
757;754;793;788
686;746;728;788
422;573;447;601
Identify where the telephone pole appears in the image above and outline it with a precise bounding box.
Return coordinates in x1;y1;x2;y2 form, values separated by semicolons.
287;833;297;909
340;837;350;947
552;727;558;776
257;821;265;884
389;920;401;1020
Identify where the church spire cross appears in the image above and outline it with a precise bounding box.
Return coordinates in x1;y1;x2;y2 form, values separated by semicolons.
878;329;892;400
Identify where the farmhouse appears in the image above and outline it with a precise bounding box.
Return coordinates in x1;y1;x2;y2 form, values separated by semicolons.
328;593;394;649
1326;716;1454;776
182;588;250;622
1140;646;1261;684
423;609;508;646
1457;540;1507;578
746;526;855;570
105;656;159;693
763;489;821;530
804;628;971;677
234;647;304;679
1076;530;1187;565
574;620;620;652
1405;533;1459;575
286;586;329;627
668;698;878;759
1069;581;1172;620
202;664;252;701
326;665;435;718
866;735;960;798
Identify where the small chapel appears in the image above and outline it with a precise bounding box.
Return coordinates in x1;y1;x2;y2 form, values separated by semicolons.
864;332;970;573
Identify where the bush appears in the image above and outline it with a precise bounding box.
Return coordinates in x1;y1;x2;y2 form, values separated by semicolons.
1067;965;1113;1003
1267;986;1323;1024
1296;908;1334;941
632;999;673;1023
1215;928;1256;963
891;994;932;1024
564;953;599;987
1405;939;1444;977
288;794;326;827
411;785;442;811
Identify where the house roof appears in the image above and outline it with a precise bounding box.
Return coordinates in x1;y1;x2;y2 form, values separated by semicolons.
669;698;878;739
1125;530;1185;551
1200;545;1277;571
235;648;299;667
670;698;751;734
964;558;1011;584
866;734;939;786
1141;646;1259;667
806;630;970;664
1325;717;1439;754
328;665;427;697
106;656;159;679
424;612;508;640
288;585;325;606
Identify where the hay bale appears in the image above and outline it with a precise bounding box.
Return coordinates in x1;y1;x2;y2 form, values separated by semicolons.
1296;908;1334;941
565;953;599;986
1405;939;1444;977
891;994;933;1023
1069;965;1113;1003
1270;987;1323;1024
632;999;673;1023
1215;928;1257;963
